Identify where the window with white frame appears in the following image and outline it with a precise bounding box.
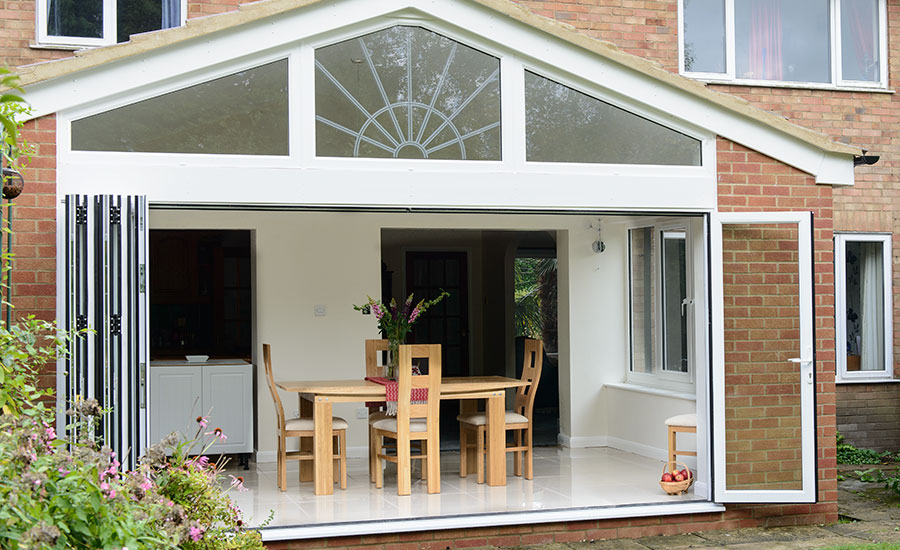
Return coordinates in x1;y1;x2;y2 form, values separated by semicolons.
38;0;186;48
627;225;694;390
836;233;893;381
680;0;886;88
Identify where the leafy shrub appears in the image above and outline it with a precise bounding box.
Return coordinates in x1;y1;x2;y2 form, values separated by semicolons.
0;318;264;549
837;441;895;465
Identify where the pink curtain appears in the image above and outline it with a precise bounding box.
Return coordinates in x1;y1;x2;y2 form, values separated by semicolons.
748;0;783;80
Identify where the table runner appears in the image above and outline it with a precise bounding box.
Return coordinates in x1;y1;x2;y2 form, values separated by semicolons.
365;375;427;416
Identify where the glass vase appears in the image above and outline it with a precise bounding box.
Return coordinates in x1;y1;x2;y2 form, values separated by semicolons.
387;338;400;380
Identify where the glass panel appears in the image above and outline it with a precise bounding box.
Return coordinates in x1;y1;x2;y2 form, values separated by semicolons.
315;26;500;160
735;0;831;83
683;0;727;73
845;241;885;371
723;223;802;490
47;0;103;38
841;0;880;82
525;72;701;165
71;60;289;155
118;0;176;43
629;227;655;374
662;232;688;373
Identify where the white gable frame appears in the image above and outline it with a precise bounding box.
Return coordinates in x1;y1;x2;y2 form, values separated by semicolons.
21;0;854;210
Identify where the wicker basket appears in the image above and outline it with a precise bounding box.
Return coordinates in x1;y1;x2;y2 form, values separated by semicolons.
659;461;694;495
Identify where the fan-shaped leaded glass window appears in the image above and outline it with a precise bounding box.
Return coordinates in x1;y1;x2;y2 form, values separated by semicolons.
525;72;701;166
71;59;289;155
315;26;501;160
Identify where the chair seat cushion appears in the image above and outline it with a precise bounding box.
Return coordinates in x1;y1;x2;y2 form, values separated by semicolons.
372;417;428;433
368;411;389;423
664;413;697;427
285;416;349;431
456;410;528;426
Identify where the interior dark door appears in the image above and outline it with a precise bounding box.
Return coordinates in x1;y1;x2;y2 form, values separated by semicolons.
405;251;469;377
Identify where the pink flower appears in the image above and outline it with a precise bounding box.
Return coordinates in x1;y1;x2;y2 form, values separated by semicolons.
107;490;116;499
166;500;174;507
196;415;209;428
100;482;110;491
189;526;205;542
409;306;421;323
45;427;56;440
205;427;227;441
229;475;247;492
139;476;152;491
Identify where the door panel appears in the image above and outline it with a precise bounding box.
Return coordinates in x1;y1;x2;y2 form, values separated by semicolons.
711;212;815;503
63;195;149;470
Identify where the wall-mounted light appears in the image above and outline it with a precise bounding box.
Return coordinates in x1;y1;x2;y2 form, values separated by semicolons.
590;219;605;254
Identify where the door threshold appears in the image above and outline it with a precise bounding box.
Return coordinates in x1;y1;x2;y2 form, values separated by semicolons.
259;500;725;541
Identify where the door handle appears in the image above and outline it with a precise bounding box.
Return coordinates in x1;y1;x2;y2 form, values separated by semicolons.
788;357;814;384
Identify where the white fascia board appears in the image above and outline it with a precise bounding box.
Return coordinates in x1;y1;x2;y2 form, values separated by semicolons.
27;0;854;184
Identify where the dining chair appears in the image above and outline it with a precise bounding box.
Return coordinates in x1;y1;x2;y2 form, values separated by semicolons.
458;338;544;483
365;338;391;482
262;343;348;492
371;343;441;495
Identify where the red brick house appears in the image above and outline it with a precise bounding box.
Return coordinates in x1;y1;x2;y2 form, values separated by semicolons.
0;0;893;547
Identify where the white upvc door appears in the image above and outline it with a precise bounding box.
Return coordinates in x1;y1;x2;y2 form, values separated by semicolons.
710;211;816;503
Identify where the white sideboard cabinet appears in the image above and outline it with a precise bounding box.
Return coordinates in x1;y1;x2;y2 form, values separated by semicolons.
149;359;253;463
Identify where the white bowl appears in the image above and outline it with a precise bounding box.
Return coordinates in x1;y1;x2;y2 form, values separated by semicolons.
185;355;209;363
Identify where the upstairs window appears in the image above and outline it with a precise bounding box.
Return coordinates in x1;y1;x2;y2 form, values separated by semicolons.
38;0;185;48
680;0;886;88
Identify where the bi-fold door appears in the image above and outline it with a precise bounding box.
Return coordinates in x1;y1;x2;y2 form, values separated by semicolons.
710;211;817;504
61;195;149;470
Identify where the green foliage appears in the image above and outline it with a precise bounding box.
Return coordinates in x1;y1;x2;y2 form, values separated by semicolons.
0;317;73;420
354;290;450;343
855;468;900;499
819;544;900;550
837;441;896;465
514;257;556;340
0;68;34;170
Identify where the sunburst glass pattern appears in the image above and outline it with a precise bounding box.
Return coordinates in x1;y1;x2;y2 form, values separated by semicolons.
315;26;501;160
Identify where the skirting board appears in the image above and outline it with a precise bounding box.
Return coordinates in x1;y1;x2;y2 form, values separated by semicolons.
559;435;698;471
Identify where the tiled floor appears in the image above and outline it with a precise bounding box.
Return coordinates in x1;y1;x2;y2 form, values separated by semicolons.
224;447;704;529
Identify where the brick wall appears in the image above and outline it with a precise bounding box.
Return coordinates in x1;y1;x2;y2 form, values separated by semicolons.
837;383;900;451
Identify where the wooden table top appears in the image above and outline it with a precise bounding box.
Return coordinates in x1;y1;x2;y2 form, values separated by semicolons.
276;376;526;396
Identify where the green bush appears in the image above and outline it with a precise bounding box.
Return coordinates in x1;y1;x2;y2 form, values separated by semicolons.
0;318;264;549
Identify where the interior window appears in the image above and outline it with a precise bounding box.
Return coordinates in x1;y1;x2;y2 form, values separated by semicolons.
71;59;289;155
661;231;688;373
524;72;702;166
629;227;655;375
315;26;501;160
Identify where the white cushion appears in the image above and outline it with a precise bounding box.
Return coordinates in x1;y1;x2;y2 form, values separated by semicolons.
371;417;428;433
285;416;349;431
664;413;697;427
456;411;528;426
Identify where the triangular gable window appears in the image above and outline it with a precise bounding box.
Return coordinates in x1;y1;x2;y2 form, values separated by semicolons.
71;59;289;155
315;26;501;160
525;71;701;166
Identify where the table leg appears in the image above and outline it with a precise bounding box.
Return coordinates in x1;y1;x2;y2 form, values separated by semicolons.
459;400;478;476
300;396;313;482
313;397;334;496
485;391;506;486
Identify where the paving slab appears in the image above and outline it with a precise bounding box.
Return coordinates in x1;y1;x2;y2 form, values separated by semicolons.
694;525;838;546
636;533;708;549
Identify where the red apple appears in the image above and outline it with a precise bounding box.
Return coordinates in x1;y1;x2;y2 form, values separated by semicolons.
661;473;674;482
681;469;692;479
674;473;685;482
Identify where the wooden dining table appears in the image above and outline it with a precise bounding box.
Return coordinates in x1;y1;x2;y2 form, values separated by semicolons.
275;376;527;495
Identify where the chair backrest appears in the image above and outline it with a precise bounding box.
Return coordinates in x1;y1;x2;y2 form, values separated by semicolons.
513;339;544;421
365;339;391;378
262;344;286;430
396;344;441;426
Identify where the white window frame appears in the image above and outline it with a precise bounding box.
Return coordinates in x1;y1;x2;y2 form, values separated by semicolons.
835;233;893;382
626;221;696;393
36;0;187;48
677;0;888;90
